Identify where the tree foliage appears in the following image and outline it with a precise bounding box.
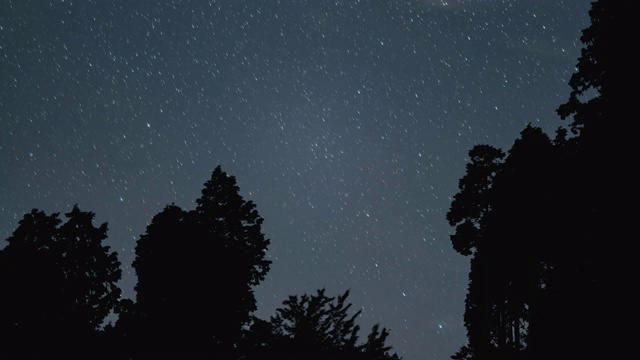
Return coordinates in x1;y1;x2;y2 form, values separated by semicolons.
448;124;582;359
447;144;505;256
0;170;402;359
244;288;401;360
554;1;633;357
0;205;122;358
127;165;271;358
448;1;632;359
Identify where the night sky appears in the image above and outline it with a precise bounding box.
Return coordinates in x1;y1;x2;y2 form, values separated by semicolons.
0;1;591;359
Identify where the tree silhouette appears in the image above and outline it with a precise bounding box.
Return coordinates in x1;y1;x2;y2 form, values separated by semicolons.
244;288;401;360
446;143;505;360
127;165;271;359
554;1;633;357
58;206;123;332
0;206;122;359
448;1;632;358
448;125;576;360
557;0;631;133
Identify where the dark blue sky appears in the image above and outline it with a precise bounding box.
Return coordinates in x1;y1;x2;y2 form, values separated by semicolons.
0;1;591;359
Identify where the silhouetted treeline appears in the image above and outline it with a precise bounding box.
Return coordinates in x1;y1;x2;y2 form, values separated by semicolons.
447;1;632;359
243;288;401;360
0;206;122;358
0;166;401;360
2;1;626;359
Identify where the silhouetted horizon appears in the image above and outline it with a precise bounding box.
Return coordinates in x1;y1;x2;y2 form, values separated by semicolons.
0;1;602;359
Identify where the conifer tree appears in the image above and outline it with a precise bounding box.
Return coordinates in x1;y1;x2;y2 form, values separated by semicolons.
0;206;122;358
130;166;271;358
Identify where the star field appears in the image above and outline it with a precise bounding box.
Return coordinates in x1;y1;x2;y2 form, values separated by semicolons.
0;1;591;359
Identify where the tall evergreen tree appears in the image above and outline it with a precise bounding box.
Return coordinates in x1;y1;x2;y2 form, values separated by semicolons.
126;204;189;358
447;144;504;360
554;1;633;357
448;126;568;360
448;1;632;358
0;206;122;359
129;165;271;358
57;206;123;333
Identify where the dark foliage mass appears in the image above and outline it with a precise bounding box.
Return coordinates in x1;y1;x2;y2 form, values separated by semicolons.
0;166;401;359
0;1;626;359
0;206;122;358
243;288;401;360
447;1;632;359
119;165;272;359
